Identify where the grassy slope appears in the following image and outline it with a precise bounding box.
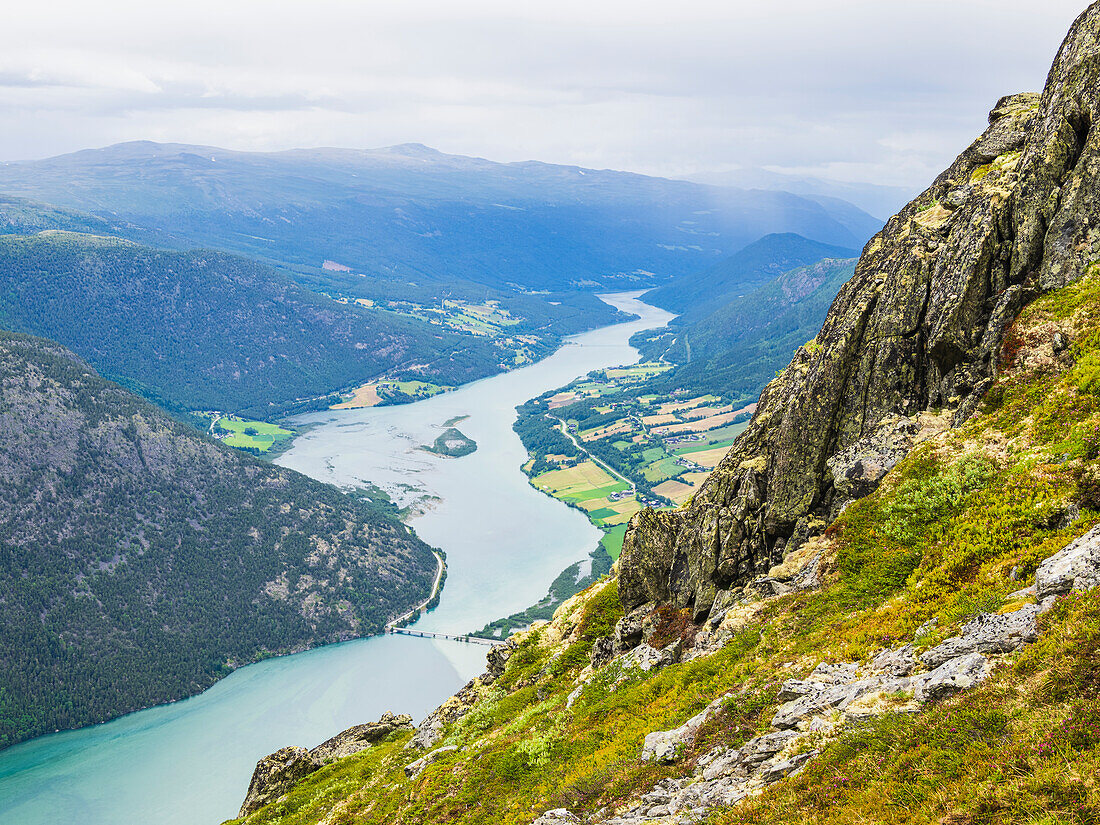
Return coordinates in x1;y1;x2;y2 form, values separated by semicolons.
228;270;1100;824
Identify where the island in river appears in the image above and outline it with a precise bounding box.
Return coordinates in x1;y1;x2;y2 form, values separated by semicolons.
0;292;674;825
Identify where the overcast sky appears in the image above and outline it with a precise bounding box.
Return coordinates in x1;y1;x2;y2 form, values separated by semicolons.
0;0;1088;188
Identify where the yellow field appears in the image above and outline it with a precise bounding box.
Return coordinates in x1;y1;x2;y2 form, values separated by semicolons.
654;411;741;435
657;396;712;416
534;460;616;494
654;479;695;504
687;445;734;469
682;471;712;487
580;421;633;441
601;498;642;525
548;392;578;409
641;413;677;426
680;404;733;421
331;381;382;409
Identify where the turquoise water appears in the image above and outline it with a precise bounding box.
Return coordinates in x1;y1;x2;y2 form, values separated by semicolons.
0;292;672;825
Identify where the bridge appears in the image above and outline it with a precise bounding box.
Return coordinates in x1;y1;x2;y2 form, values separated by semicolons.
388;627;499;646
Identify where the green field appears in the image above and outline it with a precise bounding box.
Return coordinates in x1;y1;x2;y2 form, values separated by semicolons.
215;417;295;453
560;481;630;503
379;379;449;398
673;436;738;455
600;524;628;561
642;456;682;482
605;362;671;379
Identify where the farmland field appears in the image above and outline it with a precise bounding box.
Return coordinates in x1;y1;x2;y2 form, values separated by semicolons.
214;417;295;453
600;525;628;561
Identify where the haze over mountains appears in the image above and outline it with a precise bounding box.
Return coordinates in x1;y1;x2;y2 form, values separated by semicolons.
0;141;880;292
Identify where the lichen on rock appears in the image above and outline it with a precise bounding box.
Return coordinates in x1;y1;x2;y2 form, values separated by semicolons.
619;3;1100;621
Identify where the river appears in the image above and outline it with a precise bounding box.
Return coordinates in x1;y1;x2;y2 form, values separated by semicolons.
0;292;673;825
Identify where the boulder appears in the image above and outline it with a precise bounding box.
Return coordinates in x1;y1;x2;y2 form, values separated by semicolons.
1036;525;1100;600
531;809;580;824
920;605;1039;668
871;644;918;677
913;652;990;701
642;694;730;762
621;639;681;673
772;675;906;729
238;746;320;818
312;712;413;760
404;744;459;779
825;415;920;501
758;749;818;783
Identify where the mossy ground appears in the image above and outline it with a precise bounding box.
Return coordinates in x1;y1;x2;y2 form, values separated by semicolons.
229;271;1100;825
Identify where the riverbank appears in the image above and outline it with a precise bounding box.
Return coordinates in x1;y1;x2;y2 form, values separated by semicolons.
0;292;673;825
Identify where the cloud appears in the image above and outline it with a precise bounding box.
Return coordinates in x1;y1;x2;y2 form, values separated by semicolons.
0;0;1088;189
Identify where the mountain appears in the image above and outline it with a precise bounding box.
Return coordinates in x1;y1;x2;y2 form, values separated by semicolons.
641;232;858;318
634;257;858;402
0;230;513;417
226;6;1100;824
0;328;438;748
687;167;916;221
0;142;880;292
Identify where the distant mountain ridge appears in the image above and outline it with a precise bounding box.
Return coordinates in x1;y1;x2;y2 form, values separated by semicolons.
0;141;881;292
0;230;512;417
642;232;858;320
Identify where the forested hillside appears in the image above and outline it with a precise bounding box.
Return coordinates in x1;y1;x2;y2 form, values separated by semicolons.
0;328;437;748
634;257;858;402
641;233;857;319
0;231;509;417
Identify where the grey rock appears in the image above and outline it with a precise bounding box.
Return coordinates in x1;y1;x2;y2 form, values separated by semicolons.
700;748;744;781
920;605;1039;668
1035;525;1100;599
485;641;515;683
404;744;459;779
642;694;730;762
622;639;682;673
589;634;616;669
871;644;918;677
825;415;920;501
312;712;413;761
771;676;888;729
740;730;800;767
758;750;818;783
942;186;972;210
410;716;444;751
238;746;320;818
531;808;580;824
745;576;793;598
913;652;990;701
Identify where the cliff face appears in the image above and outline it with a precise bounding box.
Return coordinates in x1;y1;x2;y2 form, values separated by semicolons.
619;2;1100;617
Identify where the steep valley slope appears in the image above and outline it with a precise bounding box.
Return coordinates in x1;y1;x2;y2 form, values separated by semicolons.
0;329;437;749
0;228;512;418
223;5;1100;824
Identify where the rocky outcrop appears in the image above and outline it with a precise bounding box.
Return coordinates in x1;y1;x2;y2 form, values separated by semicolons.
553;521;1100;825
619;3;1100;618
404;744;460;779
238;712;412;817
1036;524;1100;600
238;747;321;819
